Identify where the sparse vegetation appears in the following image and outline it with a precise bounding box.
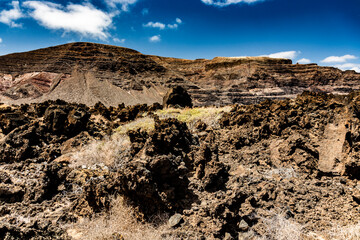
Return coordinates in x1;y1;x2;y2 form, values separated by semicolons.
69;133;131;168
67;196;175;240
156;106;231;129
115;106;231;134
116;116;155;134
263;167;297;179
258;213;305;240
324;222;360;240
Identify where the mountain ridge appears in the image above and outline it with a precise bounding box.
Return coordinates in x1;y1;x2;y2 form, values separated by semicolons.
0;42;359;106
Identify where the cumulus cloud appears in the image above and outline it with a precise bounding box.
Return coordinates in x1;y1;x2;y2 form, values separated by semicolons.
23;1;113;39
201;0;262;7
149;35;161;43
143;21;166;30
333;63;360;73
321;54;357;63
105;0;138;11
266;51;300;60
0;1;23;27
144;18;183;30
297;58;311;64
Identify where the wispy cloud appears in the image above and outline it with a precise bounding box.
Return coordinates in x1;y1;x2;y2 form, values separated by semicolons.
321;54;357;63
266;51;300;60
141;8;149;15
0;1;23;27
23;1;113;39
105;0;138;11
149;35;161;43
113;38;125;44
144;18;183;30
297;58;311;64
201;0;263;7
0;38;2;43
144;21;166;30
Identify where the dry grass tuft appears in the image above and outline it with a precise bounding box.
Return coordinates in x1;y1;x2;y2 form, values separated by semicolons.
156;106;231;129
69;133;131;168
258;213;305;240
324;222;360;240
263;167;297;179
116;117;155;134
67;196;175;240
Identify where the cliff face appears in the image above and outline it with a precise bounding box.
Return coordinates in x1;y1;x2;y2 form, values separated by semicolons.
0;42;359;106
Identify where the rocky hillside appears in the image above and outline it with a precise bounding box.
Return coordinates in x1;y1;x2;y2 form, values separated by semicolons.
2;92;360;239
0;42;359;106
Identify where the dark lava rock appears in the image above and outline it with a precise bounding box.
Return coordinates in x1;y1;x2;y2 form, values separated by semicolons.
44;104;90;136
146;116;194;156
163;86;193;108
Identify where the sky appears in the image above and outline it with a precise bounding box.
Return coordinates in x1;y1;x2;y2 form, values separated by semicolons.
0;0;359;72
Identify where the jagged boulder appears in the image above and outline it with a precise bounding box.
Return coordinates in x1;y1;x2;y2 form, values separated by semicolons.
44;105;90;136
163;86;192;108
146;116;194;156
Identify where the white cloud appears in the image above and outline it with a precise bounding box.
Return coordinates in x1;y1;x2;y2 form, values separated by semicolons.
351;67;360;73
297;58;311;64
143;21;166;30
113;38;125;43
321;54;357;63
149;35;161;43
0;38;2;43
23;1;113;39
144;18;182;30
333;63;360;73
266;51;299;60
105;0;138;11
201;0;262;7
0;1;23;27
167;23;178;29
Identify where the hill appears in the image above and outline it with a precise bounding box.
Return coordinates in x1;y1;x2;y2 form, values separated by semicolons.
0;42;359;106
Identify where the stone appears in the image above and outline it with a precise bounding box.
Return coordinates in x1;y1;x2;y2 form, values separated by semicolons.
238;219;249;232
169;213;183;228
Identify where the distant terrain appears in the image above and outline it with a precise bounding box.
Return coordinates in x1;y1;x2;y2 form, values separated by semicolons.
0;42;359;106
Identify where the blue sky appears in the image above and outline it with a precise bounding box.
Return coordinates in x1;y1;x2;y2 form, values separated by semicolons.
0;0;359;72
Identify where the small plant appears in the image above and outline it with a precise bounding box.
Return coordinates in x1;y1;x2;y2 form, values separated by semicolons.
263;167;297;179
69;133;130;168
67;196;176;240
116;117;155;134
156;106;231;129
259;213;305;240
325;222;360;240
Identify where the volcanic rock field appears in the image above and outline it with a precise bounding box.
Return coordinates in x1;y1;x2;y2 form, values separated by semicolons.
1;43;360;239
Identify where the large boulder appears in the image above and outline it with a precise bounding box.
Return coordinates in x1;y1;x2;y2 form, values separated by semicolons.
163;86;192;108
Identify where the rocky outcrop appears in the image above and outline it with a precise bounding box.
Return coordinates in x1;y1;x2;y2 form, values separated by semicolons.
4;93;360;239
0;42;359;106
163;86;193;108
